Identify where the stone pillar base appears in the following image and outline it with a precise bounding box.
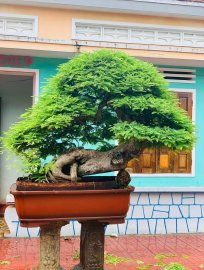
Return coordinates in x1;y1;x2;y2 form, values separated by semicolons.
72;265;107;270
73;221;106;270
72;265;83;270
33;267;65;270
35;221;67;270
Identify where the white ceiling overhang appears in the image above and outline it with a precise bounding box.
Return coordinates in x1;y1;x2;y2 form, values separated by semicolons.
1;0;204;20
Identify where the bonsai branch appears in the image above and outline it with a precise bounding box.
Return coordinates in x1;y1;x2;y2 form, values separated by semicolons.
50;140;146;182
70;163;78;182
95;100;108;122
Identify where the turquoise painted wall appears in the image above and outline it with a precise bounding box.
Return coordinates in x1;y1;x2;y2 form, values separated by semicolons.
132;67;204;188
4;57;204;188
28;57;67;92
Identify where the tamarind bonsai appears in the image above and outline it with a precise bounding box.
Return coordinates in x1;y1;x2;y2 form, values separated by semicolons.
2;50;195;186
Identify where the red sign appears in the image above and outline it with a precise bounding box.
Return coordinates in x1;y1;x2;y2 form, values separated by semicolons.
0;55;33;68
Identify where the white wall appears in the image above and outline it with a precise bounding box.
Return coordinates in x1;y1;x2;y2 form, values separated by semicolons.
0;74;33;200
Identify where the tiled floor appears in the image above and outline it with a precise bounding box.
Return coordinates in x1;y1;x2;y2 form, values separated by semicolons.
1;234;204;269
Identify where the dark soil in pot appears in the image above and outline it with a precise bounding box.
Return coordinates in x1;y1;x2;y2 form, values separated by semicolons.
16;176;119;191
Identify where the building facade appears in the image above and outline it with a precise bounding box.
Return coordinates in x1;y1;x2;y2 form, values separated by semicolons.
1;0;204;236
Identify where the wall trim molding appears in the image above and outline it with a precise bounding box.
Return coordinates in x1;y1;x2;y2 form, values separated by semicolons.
133;187;204;192
73;19;204;49
73;19;204;35
0;13;38;38
3;34;204;56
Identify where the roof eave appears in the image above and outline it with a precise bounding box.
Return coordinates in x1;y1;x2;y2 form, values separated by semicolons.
1;0;204;20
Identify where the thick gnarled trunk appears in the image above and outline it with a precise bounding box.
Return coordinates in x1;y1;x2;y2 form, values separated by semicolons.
50;140;141;182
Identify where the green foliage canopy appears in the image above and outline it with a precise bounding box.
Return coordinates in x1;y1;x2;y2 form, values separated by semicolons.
2;49;195;176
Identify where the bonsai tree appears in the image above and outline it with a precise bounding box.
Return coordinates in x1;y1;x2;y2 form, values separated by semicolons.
2;50;195;186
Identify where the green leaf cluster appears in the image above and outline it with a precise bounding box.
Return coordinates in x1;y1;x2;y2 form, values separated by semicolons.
111;121;194;150
104;253;132;265
2;49;195;178
163;262;189;270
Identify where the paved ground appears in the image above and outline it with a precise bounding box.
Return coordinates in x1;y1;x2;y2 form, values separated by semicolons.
1;234;204;269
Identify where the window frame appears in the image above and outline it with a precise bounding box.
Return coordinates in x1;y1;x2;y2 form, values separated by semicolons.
125;88;196;178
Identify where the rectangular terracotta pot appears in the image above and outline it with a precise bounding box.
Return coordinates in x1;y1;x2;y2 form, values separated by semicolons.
10;184;134;227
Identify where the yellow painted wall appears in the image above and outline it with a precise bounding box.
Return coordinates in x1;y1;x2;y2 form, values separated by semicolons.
1;4;204;62
1;4;204;40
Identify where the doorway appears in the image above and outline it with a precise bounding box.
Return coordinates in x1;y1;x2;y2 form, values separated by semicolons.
0;73;34;201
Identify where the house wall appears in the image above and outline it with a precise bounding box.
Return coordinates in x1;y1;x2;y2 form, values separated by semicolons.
2;4;204;40
27;57;66;91
1;5;204;62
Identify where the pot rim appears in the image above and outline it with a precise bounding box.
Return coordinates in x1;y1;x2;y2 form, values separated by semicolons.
10;183;134;195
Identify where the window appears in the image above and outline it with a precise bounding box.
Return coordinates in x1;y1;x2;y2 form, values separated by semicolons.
0;14;37;37
127;91;193;174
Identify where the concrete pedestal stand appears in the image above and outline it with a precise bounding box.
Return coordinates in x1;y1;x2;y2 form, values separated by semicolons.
73;221;107;270
34;221;67;270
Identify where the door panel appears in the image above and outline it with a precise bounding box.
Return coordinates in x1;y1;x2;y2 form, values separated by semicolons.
157;148;174;173
132;148;156;173
175;92;192;118
173;151;192;173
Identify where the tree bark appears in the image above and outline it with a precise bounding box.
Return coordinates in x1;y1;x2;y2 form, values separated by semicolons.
51;140;143;182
